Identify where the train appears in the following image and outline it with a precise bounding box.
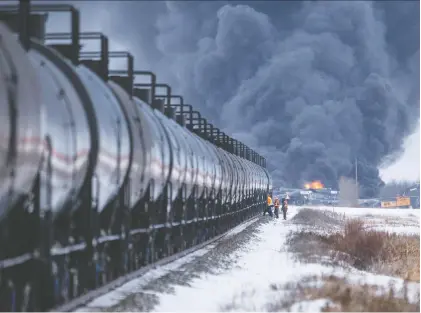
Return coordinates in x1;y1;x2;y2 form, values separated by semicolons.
0;2;272;311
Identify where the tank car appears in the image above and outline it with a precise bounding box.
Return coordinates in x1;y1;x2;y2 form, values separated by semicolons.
0;2;271;311
27;39;134;246
0;22;43;221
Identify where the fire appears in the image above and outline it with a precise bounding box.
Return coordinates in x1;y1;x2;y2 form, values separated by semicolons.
304;180;324;190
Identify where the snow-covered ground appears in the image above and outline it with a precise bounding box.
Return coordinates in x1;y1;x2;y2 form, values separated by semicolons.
303;205;420;235
77;206;420;312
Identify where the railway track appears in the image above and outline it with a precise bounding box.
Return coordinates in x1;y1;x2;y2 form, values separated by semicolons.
54;214;260;312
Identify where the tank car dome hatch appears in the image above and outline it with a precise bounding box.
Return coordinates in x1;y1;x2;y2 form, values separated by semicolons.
0;22;43;220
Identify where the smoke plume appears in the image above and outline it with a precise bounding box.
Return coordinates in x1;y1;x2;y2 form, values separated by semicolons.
88;1;419;198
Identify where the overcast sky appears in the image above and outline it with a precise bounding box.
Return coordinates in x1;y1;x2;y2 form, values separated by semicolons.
380;122;420;183
36;0;420;187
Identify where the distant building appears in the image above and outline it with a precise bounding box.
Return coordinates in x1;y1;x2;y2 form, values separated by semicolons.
403;182;420;209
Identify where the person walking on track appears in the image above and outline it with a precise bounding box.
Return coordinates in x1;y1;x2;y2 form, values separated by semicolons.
274;197;280;219
265;194;274;217
281;198;288;220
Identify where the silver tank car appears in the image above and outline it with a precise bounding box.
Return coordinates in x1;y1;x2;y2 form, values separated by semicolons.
28;42;91;214
154;110;187;202
189;133;209;199
75;65;131;213
204;140;223;197
135;98;171;201
201;139;219;197
0;23;43;220
108;81;149;208
176;123;198;199
29;39;131;215
215;148;232;205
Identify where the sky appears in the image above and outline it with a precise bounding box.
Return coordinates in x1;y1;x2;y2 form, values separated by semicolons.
28;0;420;193
380;123;420;183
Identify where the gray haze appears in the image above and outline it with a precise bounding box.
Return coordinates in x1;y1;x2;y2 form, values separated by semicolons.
68;0;419;198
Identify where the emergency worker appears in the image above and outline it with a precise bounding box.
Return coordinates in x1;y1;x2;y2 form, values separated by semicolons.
281;198;288;220
265;195;274;217
274;197;280;219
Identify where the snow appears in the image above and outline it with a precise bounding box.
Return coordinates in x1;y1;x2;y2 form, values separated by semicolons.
290;299;336;312
78;205;420;312
76;217;260;311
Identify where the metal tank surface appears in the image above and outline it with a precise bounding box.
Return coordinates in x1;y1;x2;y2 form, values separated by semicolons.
189;133;209;198
154;110;186;202
169;117;198;199
224;150;237;205
207;142;223;197
134;98;171;201
0;22;43;220
216;148;232;205
75;65;131;213
28;43;92;214
108;81;149;208
200;139;219;197
176;123;198;199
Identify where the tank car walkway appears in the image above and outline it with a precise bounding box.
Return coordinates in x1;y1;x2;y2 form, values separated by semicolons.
76;207;302;312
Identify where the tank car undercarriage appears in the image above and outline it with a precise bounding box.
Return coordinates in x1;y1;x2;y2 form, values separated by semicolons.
0;2;272;311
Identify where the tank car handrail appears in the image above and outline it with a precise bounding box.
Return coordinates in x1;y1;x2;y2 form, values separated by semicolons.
0;4;76;12
0;3;82;64
152;83;172;107
166;95;185;115
45;31;104;40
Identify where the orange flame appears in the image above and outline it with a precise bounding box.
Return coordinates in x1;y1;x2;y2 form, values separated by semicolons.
304;180;324;190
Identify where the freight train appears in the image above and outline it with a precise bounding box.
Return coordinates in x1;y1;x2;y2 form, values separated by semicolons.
0;2;272;311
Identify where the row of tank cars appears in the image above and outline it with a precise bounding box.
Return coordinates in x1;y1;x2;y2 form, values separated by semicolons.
0;2;272;311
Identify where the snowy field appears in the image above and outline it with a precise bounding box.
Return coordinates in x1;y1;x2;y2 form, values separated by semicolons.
77;206;420;312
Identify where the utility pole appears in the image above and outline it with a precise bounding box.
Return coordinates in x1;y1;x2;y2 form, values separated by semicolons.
355;157;359;202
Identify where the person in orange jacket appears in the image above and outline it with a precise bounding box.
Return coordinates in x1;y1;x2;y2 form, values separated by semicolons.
274;197;280;219
265;195;274;217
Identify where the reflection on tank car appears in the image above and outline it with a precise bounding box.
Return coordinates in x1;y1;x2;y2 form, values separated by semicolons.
76;65;131;213
136;98;171;201
108;81;148;207
28;42;92;214
0;23;43;220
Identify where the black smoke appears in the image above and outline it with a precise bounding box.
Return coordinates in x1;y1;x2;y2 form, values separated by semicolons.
83;1;419;198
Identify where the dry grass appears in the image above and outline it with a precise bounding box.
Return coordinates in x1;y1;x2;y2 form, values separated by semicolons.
221;274;420;312
270;275;420;312
288;218;420;281
328;219;420;281
222;214;420;312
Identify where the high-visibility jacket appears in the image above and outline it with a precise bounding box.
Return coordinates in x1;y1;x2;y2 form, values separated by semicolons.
274;198;280;208
267;196;273;206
